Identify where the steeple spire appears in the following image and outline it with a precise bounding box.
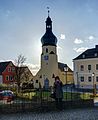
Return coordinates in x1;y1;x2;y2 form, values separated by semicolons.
46;7;52;32
47;7;50;17
41;9;57;46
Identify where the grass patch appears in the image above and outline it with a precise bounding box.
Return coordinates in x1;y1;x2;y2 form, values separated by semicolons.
15;91;92;101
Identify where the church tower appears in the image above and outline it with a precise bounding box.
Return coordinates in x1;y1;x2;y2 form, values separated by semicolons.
40;10;58;88
34;10;73;88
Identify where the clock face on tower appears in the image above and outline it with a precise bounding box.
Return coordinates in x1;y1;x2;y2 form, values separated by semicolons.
44;55;48;60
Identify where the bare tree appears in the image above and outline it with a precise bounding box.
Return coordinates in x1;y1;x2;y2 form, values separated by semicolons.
22;68;34;89
15;54;26;92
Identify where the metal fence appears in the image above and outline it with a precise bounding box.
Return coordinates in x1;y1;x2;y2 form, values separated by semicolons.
0;86;94;113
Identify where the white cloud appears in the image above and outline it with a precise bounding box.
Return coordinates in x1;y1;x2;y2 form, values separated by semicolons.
73;47;88;53
5;10;11;17
0;59;14;63
88;35;94;40
60;34;65;40
25;63;40;75
74;38;83;44
85;35;95;43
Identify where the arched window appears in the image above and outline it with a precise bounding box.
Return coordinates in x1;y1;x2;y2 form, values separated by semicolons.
46;48;48;53
44;78;49;89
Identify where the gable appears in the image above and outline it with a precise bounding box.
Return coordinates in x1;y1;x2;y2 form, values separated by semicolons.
0;61;12;74
58;62;73;72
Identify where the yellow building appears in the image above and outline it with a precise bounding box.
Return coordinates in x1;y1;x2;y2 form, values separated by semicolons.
58;62;73;85
33;12;73;88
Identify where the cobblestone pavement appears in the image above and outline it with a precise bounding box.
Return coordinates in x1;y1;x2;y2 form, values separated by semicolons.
1;108;98;120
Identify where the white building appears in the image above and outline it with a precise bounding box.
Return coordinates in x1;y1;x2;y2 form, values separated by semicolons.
73;45;98;89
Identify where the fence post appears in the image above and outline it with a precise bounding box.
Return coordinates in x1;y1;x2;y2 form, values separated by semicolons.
39;82;42;108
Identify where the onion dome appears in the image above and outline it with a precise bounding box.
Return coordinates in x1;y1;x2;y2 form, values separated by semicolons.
41;11;57;46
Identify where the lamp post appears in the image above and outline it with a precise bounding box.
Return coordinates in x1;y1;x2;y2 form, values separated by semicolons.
64;65;68;101
76;72;79;88
92;73;95;97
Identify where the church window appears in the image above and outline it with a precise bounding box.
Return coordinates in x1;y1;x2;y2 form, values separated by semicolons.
48;25;51;28
36;80;38;83
40;75;42;78
50;51;54;54
46;48;48;53
44;55;48;60
52;74;55;78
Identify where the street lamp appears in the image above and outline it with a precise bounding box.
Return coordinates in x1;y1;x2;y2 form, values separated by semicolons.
64;65;68;100
92;72;95;97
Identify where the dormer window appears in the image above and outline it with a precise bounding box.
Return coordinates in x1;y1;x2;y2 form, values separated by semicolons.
82;54;85;58
95;53;97;57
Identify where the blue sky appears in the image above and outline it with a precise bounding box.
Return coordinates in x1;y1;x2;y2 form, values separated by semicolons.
0;0;98;75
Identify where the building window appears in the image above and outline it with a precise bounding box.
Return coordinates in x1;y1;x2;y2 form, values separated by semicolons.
88;65;91;71
12;67;15;72
40;75;42;78
44;55;48;60
47;25;51;28
52;74;55;78
96;76;98;82
9;76;13;81
95;53;97;57
80;65;84;71
46;48;48;53
82;54;85;58
96;64;98;70
50;51;54;54
80;76;84;82
8;67;11;72
6;76;9;80
88;76;92;82
36;80;38;83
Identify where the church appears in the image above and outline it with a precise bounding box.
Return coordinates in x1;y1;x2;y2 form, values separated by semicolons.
33;11;73;89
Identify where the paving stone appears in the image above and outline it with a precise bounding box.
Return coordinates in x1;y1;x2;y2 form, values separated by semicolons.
1;108;98;120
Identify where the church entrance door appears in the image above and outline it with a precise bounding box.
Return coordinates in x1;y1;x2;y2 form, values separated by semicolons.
44;78;49;89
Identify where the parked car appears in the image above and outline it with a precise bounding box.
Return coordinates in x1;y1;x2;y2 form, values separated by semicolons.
0;90;14;102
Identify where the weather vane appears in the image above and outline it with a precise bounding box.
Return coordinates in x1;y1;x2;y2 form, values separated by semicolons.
47;7;50;16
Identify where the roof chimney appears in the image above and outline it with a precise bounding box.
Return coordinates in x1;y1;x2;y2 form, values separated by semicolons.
95;45;98;49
